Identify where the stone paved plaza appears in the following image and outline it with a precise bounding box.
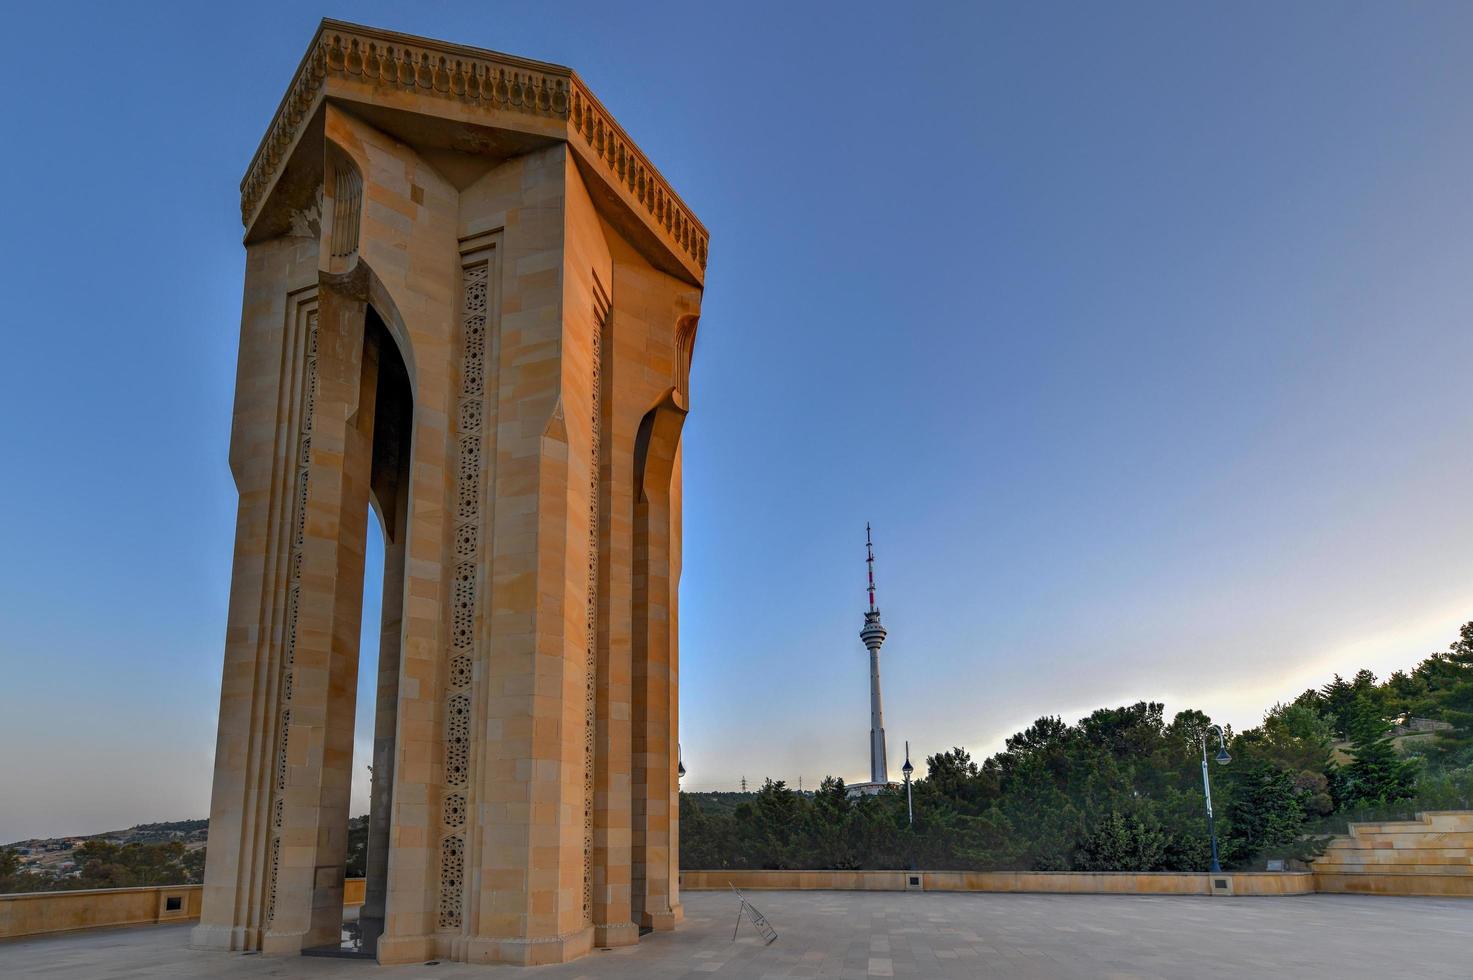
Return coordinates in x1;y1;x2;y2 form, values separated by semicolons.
2;890;1469;979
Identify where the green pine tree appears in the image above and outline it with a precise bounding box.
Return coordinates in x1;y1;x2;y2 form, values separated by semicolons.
1339;697;1417;807
1224;762;1317;865
1319;674;1357;738
1431;622;1473;764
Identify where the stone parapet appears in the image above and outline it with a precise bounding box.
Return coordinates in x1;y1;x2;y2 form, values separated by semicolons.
680;869;1316;896
0;880;364;942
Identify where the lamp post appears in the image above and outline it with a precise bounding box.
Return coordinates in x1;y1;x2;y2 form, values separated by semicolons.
901;741;916;873
1199;724;1231;874
901;741;914;828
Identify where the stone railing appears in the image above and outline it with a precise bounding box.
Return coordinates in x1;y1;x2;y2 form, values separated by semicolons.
0;878;365;942
567;81;709;271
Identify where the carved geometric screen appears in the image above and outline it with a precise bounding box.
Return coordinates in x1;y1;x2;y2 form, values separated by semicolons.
438;260;488;931
266;302;317;925
583;293;608;921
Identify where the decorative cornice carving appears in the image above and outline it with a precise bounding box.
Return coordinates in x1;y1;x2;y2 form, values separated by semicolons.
568;83;708;272
241;21;708;273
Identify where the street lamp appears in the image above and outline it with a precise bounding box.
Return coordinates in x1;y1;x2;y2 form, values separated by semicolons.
1200;724;1231;874
901;741;914;828
677;744;686;780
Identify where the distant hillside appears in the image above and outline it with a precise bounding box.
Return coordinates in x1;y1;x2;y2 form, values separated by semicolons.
6;818;208;855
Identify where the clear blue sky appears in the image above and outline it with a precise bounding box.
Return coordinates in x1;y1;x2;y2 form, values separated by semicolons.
3;1;1472;841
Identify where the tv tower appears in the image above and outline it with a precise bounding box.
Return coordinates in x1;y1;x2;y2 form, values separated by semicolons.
861;523;890;787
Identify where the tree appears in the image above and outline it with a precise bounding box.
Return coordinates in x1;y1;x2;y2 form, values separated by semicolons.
182;846;206;884
1336;697;1417;808
924;748;981;806
66;841;196;889
1224;762;1315;865
1430;622;1473;764
1165;709;1214;750
1233;703;1335;816
679;622;1473;874
800;778;864;870
1075;812;1169;871
345;815;369;878
0;848;22;892
1320;675;1357;738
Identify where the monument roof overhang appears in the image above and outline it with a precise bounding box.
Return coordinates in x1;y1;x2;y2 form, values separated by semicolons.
242;19;708;284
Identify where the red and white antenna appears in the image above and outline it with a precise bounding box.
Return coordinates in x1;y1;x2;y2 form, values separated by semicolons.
865;522;877;613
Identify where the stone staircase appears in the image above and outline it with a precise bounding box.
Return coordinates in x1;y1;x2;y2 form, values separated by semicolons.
1312;810;1473;897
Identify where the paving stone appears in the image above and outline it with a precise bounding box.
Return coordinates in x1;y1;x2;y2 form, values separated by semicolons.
3;890;1471;979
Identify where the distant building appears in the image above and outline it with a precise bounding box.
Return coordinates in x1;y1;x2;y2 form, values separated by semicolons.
1392;716;1453;736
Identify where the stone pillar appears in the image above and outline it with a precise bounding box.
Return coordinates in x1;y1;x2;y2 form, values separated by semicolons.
361;312;412;954
667;441;684;923
192;237;320;953
593;307;639;948
632;392;686;931
265;274;377;953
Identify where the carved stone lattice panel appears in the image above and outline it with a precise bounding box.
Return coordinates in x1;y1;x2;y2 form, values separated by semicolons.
451;562;476;651
443;793;466;829
265;306;317;924
454;522;477;562
583;300;606;921
446;694;470;787
266;837;281;924
274;709;291;793
458;398;481;435
437;260;488;932
438;835;465;929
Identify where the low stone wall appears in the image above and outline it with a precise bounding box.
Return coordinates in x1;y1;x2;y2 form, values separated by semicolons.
684;870;910;891
0;884;203;941
0;878;366;942
681;869;1315;896
923;871;1313;896
1312;811;1473;898
343;876;366;906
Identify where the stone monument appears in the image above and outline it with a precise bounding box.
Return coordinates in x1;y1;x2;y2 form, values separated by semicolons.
191;20;707;966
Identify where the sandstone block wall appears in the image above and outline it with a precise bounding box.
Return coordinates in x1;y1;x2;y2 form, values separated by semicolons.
1312;810;1473;897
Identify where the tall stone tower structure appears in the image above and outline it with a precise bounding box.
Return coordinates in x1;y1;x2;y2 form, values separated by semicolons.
852;523;892;795
191;21;707;966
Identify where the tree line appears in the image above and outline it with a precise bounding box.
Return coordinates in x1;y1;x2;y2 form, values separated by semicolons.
0;841;205;894
0;816;373;895
4;625;1469;892
681;622;1473;872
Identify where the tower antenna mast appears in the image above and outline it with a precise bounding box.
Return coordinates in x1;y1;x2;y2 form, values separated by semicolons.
866;522;878;613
